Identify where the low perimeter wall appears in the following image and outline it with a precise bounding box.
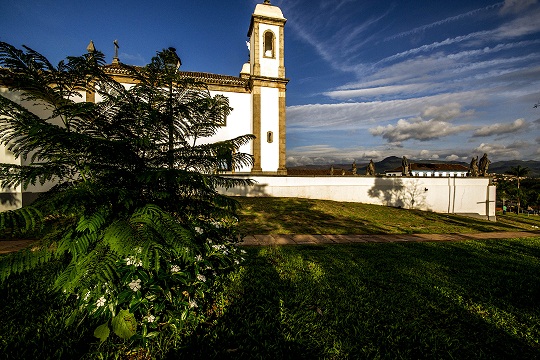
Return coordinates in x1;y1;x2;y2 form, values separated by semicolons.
221;176;497;221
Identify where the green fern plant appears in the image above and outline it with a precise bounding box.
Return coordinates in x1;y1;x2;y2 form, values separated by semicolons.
0;42;252;354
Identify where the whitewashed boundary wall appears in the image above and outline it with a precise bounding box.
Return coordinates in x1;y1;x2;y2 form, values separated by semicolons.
221;176;497;221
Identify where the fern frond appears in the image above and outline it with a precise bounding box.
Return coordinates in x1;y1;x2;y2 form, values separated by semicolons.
0;206;43;236
0;246;53;282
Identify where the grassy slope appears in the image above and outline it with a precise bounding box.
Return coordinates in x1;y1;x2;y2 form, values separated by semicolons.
236;197;540;235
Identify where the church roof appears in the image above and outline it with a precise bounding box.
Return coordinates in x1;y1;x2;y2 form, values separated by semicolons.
0;65;250;89
102;63;250;88
253;2;285;20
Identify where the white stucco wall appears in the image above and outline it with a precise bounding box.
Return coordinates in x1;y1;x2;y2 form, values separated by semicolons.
0;87;66;203
221;176;497;220
259;87;279;172
204;90;253;173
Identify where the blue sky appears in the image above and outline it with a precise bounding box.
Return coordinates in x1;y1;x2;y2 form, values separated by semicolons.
1;0;539;165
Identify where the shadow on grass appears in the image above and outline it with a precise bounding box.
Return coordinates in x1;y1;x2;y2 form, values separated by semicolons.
0;259;95;359
237;197;531;236
178;240;540;359
296;240;540;358
174;249;321;359
237;197;399;235
431;212;521;232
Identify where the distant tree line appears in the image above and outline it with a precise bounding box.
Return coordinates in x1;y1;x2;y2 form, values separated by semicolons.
496;166;540;213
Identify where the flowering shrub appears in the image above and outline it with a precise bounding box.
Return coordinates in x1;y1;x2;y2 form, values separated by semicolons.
62;210;246;352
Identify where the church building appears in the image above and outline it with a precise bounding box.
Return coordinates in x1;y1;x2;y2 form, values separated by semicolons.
0;1;497;220
101;0;288;175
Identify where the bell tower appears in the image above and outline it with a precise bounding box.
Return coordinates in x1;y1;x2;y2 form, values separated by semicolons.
248;0;288;174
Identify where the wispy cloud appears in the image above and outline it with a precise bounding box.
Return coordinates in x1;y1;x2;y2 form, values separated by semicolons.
384;2;504;42
281;0;540;162
323;83;433;100
287;91;484;130
500;0;538;14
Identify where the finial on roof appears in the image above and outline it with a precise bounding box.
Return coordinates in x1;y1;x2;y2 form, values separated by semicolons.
87;40;95;53
112;39;120;64
263;0;271;4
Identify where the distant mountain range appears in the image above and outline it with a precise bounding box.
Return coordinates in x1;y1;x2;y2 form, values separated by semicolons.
287;156;540;177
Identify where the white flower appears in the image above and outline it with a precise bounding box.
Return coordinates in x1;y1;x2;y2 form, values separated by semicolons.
208;239;212;244
234;259;240;265
96;296;106;307
144;314;156;323
240;250;247;254
189;300;198;308
197;274;206;282
195;254;203;262
129;279;142;292
195;227;203;234
170;265;181;273
125;256;142;267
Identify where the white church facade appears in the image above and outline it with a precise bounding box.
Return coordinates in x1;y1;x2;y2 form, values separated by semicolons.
97;0;288;176
0;1;497;220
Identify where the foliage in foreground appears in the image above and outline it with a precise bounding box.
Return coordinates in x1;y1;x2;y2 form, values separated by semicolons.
0;42;252;354
2;238;540;359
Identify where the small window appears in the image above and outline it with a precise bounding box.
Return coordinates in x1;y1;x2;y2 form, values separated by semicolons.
263;31;275;58
217;148;233;172
267;131;273;143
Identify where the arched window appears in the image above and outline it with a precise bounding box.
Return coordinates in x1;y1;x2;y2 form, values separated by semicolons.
263;30;275;58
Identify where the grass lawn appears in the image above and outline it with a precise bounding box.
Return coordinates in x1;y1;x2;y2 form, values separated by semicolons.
235;197;540;235
179;238;540;359
2;199;540;358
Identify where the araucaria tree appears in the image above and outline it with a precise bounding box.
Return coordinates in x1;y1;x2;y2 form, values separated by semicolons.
0;42;253;354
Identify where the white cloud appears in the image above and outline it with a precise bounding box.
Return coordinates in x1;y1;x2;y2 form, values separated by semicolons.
368;103;474;143
474;142;521;158
418;149;440;159
370;118;473;142
472;118;528;137
445;154;461;161
500;0;538;14
420;103;474;121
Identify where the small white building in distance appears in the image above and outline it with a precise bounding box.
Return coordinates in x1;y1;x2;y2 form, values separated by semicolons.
385;163;470;177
